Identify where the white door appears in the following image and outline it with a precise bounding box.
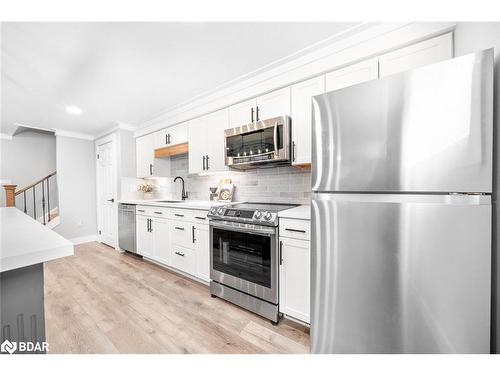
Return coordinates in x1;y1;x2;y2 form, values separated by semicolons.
206;108;230;173
325;58;379;92
136;134;155;178
96;138;117;247
228;98;256;128
136;215;153;257
188;116;207;174
153;218;170;265
291;75;325;165
194;224;210;282
378;33;453;77
279;237;310;323
256;86;291;120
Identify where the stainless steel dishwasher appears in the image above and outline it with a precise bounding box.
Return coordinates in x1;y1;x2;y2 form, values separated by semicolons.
118;203;136;253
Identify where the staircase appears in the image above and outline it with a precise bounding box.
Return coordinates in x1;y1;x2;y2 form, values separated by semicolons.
2;172;59;227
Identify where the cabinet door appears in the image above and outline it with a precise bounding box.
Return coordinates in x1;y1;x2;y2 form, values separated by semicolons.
168;123;188;146
153;218;170;265
188;116;207;174
136;134;155;178
256;86;291;120
379;32;453;77
228;98;256;128
206;108;230;172
279;237;310;323
154;128;169;149
325;58;379;92
136;215;153;257
194;224;210;282
291;76;325;165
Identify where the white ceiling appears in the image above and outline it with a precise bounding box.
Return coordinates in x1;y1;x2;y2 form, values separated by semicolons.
1;22;359;136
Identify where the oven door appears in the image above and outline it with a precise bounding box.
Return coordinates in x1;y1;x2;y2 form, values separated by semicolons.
210;220;278;304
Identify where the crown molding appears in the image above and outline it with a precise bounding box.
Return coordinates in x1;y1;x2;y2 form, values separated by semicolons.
53;129;94;141
135;22;457;138
94;121;137;141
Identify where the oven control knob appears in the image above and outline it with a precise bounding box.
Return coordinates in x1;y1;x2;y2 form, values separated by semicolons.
217;207;225;215
264;211;273;221
254;211;262;219
210;207;217;215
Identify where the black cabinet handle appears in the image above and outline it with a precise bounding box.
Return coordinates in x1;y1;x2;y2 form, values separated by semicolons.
147;218;150;232
279;241;283;265
251;107;254;122
165;134;168;145
154;211;163;214
195;216;206;220
292;141;296;162
168;134;171;144
138;209;145;213
107;198;115;203
175;251;185;257
150;218;153;232
174;226;185;231
149;163;153;176
192;226;196;243
174;213;184;217
206;155;210;170
256;106;260;121
285;228;306;233
202;155;206;170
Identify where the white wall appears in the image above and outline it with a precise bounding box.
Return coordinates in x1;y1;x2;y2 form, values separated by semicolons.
54;135;97;241
0;130;58;215
453;22;500;353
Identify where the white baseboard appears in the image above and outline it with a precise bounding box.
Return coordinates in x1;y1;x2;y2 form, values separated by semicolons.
69;235;98;245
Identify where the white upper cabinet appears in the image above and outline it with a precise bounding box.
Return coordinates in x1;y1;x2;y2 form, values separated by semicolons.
136;133;155;178
188;108;230;174
325;58;379;92
229;98;256;128
255;86;291;120
154;122;188;149
291;75;325;165
378;33;453;77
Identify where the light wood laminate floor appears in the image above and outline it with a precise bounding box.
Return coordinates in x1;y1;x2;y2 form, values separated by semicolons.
44;242;310;354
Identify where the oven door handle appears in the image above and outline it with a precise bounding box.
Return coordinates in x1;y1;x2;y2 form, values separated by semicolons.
210;221;276;236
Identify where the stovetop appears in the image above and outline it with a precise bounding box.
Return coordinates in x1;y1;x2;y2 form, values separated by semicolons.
207;202;299;226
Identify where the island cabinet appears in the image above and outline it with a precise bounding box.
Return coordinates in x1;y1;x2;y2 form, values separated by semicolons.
135;206;210;284
279;217;311;324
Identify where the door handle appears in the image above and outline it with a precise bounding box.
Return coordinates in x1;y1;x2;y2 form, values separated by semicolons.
107;198;115;203
273;122;278;156
292;141;296;162
165;134;168;145
147;218;150;232
149;164;153;176
202;155;206;170
168;134;171;144
192;225;196;243
149;218;153;232
205;155;210;170
251;107;254;122
256;105;260;121
174;226;185;231
279;241;283;265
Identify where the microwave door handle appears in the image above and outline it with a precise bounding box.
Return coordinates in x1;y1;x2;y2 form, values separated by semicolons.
273;122;278;156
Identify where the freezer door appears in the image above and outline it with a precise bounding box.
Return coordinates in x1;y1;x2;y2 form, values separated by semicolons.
312;49;493;193
311;193;491;353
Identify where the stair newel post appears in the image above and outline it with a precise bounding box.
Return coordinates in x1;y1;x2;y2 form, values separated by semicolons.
3;184;17;207
41;181;46;225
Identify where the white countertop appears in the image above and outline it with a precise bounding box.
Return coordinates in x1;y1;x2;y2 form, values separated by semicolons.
278;205;311;220
0;207;74;272
118;199;237;210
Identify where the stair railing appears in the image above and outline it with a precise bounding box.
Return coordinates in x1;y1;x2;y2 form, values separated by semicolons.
3;172;57;225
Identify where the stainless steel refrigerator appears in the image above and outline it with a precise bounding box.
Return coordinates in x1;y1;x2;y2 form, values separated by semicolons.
310;49;494;354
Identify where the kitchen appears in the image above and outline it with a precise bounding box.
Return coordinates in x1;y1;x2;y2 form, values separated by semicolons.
1;15;499;368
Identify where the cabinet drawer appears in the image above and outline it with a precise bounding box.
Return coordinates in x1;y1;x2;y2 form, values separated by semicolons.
167;208;194;222
136;205;154;216
279;218;310;240
192;210;209;224
150;207;169;218
170;246;196;275
170;221;194;249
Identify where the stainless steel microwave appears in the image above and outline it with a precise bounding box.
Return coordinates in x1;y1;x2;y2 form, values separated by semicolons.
224;115;291;169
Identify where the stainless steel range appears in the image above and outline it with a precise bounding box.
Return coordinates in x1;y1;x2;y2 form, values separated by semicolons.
208;202;298;323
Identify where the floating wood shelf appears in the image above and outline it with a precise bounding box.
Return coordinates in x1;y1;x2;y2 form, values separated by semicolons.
154;142;189;158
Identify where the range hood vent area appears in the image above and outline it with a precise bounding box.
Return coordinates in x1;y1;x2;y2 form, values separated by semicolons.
154;142;189;158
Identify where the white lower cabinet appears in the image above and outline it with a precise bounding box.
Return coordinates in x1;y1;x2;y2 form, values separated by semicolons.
136;215;153;257
279;235;310;324
152;218;170;265
193;224;210;282
170;246;196;275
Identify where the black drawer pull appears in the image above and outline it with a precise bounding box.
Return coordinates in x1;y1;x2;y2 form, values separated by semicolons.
285;228;306;233
137;209;145;212
195;216;206;220
174;213;184;217
175;251;185;257
154;211;163;214
175;226;185;231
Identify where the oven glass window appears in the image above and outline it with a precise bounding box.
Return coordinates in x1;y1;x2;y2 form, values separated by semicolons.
212;228;271;288
226;125;283;159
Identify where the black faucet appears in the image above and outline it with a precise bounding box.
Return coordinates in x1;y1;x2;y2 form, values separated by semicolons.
174;176;188;200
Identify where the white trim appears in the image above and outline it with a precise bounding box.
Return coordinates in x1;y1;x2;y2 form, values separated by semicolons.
134;22;456;137
69;235;98;245
45;216;60;230
53;128;94;141
0;133;13;140
94;122;136;141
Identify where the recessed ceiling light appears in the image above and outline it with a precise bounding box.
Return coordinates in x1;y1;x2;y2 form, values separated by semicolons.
65;105;82;115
